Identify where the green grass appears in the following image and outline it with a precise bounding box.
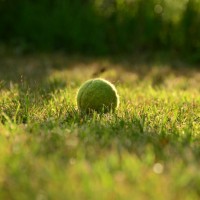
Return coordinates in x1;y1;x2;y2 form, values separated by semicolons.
0;54;200;200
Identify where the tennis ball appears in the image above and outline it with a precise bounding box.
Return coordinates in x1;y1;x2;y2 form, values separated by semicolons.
77;78;119;113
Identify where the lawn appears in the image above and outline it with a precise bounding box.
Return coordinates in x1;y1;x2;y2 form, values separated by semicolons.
0;53;200;200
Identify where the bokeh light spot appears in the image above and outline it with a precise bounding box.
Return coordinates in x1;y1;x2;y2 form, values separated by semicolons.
153;163;164;174
154;4;163;14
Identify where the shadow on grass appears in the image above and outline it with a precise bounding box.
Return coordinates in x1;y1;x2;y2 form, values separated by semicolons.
0;52;199;82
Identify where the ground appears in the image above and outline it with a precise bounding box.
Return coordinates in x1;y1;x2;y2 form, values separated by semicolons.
0;53;200;200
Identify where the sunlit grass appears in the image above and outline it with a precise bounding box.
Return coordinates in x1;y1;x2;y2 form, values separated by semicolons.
0;54;200;200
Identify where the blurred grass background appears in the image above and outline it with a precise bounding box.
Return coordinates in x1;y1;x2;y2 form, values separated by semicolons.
0;0;200;63
0;54;199;200
0;1;200;199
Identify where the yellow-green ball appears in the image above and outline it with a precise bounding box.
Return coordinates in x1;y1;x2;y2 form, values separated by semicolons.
77;78;119;113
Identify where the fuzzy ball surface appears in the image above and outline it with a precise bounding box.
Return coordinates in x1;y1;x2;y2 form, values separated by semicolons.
77;78;119;113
